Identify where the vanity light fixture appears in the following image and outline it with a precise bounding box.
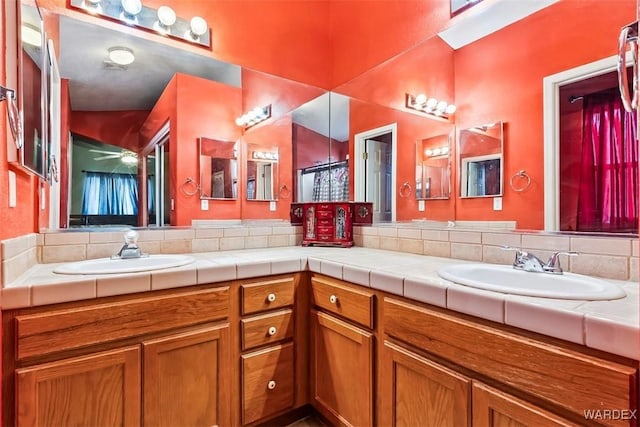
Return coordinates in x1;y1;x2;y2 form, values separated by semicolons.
425;146;449;157
108;46;135;65
120;0;142;24
21;23;42;47
252;151;278;161
154;6;176;34
235;105;272;129
120;150;138;165
186;16;208;42
406;93;456;119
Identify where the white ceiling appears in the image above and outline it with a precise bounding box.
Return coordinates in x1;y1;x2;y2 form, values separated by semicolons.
292;92;350;141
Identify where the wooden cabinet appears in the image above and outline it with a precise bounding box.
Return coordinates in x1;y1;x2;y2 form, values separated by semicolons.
295;201;373;247
379;341;471;427
5;285;231;427
238;275;302;425
16;346;141;427
472;382;576;427
310;309;374;427
143;325;231;427
311;275;374;329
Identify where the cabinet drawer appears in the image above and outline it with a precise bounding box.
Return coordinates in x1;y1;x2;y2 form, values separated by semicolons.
311;275;374;329
241;277;295;315
316;210;334;219
317;226;334;235
317;218;333;226
241;309;294;351
15;287;229;360
383;297;638;425
242;342;295;425
315;204;334;211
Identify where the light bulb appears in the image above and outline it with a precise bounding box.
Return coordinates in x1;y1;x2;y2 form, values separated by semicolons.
436;101;448;112
442;146;450;154
235;117;246;126
414;94;427;106
445;104;457;115
426;98;438;109
425;149;433;156
185;16;208;41
157;6;176;26
121;0;142;15
433;148;441;155
252;106;265;119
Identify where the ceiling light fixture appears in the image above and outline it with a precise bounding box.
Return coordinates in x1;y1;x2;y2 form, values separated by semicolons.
406;93;456;120
21;23;42;47
154;5;176;34
120;150;138;165
108;46;135;65
186;16;208;42
236;105;272;129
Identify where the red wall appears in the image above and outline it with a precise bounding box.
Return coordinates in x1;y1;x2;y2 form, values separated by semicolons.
71;111;149;152
453;0;635;230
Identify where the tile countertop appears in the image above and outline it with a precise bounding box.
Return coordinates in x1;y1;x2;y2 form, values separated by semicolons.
1;246;638;360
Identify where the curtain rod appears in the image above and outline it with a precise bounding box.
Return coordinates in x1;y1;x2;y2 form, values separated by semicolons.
300;160;348;173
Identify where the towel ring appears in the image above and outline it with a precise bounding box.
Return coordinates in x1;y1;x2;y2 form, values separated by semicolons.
181;177;200;196
399;181;413;198
279;184;291;199
509;170;531;192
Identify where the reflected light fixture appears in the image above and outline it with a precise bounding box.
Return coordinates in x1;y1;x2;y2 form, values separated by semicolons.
120;0;142;24
186;16;208;42
80;0;102;14
425;145;449;157
252;151;278;161
154;6;176;34
108;46;135;65
21;23;42;47
120;150;138;165
406;93;456;119
236;105;272;129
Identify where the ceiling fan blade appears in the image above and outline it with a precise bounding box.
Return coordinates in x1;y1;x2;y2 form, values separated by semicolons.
89;148;120;155
94;154;120;160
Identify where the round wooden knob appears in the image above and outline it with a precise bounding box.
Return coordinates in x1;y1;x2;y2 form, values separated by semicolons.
267;380;276;390
268;326;277;336
329;295;337;304
267;293;276;302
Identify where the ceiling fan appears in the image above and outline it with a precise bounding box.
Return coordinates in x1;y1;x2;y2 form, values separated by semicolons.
89;148;139;165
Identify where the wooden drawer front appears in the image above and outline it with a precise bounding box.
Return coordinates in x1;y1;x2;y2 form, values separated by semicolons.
241;277;295;315
317;218;333;226
15;287;229;360
383;297;638;426
241;309;294;351
242;342;295;425
316;210;334;219
317;226;334;235
311;276;374;329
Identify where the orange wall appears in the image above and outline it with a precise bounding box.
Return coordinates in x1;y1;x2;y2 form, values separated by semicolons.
349;98;456;221
71;111;149;152
453;0;635;230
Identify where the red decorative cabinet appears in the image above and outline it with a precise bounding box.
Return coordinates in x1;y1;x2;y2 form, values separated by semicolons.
293;202;373;247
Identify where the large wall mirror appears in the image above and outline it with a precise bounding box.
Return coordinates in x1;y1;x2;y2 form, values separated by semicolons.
19;1;47;178
199;137;238;200
459;121;503;198
246;144;278;201
415;131;452;199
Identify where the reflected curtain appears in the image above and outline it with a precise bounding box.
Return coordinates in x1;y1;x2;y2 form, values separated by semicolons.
81;172;139;215
577;89;638;232
312;164;349;201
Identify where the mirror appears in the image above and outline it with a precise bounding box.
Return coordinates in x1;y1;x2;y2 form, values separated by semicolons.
20;1;47;178
416;131;452;199
199;137;238;200
458;122;503;198
246;144;278;201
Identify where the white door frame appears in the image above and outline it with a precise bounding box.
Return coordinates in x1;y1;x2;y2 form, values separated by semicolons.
47;40;62;229
542;53;626;231
354;123;397;222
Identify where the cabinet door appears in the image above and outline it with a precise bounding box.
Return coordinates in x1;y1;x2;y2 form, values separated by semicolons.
143;324;231;427
472;382;576;427
16;346;141;427
310;309;373;427
380;341;471;427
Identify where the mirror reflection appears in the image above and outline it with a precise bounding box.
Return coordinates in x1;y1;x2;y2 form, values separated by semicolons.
199;137;238;200
246;144;278;201
415;132;452;199
20;1;46;178
459;121;503;198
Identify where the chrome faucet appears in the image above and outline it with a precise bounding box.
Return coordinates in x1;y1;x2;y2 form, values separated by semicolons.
113;230;145;259
501;246;578;274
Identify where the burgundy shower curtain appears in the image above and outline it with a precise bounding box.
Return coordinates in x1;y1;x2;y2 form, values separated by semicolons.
577;89;638;232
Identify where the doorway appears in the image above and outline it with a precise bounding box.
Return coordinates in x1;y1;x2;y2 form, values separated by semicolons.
148;122;170;227
354;123;397;222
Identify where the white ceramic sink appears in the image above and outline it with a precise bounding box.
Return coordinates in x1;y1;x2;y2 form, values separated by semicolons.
437;263;626;300
53;254;195;275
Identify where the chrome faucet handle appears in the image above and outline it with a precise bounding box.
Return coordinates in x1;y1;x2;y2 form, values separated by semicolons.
124;230;139;247
544;251;578;274
500;246;545;272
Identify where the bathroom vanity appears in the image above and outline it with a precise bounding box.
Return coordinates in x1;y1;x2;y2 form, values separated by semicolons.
1;247;637;427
